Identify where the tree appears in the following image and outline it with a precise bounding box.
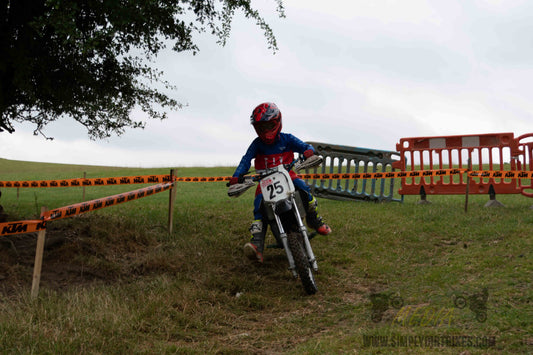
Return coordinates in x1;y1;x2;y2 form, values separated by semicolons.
0;0;285;139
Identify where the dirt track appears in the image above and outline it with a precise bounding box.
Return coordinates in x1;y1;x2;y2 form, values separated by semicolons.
0;213;162;297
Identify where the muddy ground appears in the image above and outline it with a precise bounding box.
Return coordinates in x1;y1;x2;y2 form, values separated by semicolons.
0;211;168;297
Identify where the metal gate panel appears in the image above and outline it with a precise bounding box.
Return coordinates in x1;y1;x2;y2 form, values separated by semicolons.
303;142;402;202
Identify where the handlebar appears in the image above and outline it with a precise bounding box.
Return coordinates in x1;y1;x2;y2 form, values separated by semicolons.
227;158;303;186
253;159;301;182
228;152;325;186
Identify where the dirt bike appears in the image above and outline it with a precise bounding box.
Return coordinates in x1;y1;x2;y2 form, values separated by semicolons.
369;292;404;322
228;155;323;295
453;288;488;323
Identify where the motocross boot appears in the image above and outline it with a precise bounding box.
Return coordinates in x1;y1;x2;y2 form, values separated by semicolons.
306;196;332;236
243;220;266;263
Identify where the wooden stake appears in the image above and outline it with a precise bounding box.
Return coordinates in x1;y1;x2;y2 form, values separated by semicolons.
464;158;471;213
168;169;177;234
31;206;48;299
82;172;87;201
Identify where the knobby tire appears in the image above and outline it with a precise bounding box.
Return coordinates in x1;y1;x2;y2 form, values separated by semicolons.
287;232;318;295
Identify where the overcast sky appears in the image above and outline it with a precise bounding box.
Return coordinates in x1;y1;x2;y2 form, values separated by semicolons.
1;0;532;168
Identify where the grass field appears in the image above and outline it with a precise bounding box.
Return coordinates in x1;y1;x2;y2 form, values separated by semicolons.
0;158;531;354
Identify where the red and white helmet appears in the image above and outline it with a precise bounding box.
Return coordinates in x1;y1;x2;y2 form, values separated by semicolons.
250;102;282;144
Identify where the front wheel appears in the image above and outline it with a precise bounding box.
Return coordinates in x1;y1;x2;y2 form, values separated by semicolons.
287;232;318;295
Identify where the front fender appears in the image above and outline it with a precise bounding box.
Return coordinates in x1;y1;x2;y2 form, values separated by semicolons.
274;199;293;215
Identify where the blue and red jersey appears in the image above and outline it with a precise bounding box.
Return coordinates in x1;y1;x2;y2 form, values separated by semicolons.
233;133;314;180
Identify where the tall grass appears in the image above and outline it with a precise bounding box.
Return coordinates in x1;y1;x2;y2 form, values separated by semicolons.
0;158;531;354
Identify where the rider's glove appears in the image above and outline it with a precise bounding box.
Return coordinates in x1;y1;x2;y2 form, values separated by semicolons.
303;149;314;159
229;177;240;185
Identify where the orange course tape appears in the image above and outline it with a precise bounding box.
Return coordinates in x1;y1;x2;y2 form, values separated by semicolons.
1;170;531;190
173;169;467;181
1;181;174;237
175;176;231;182
172;169;533;181
0;175;174;188
2;169;531;237
468;170;533;179
300;169;466;180
1;220;46;237
42;181;174;221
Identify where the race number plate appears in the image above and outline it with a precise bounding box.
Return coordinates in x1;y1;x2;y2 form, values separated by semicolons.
260;171;293;203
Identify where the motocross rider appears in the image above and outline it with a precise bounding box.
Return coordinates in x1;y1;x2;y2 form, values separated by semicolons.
229;102;332;263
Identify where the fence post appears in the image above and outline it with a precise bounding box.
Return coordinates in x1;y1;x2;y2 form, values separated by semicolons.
465;158;471;213
168;169;177;234
82;172;87;201
31;206;48;299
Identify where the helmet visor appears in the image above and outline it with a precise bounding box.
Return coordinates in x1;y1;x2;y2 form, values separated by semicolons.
254;121;277;133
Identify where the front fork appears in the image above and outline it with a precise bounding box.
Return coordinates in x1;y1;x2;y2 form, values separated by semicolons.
272;195;318;277
292;196;318;271
273;213;298;277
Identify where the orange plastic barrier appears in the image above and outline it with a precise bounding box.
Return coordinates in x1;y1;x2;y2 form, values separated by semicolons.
393;133;533;197
392;132;533;197
516;133;533;197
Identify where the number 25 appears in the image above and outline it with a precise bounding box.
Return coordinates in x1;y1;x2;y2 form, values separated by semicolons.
267;181;284;199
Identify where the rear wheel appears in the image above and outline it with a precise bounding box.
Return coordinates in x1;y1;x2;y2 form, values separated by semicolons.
287;232;318;295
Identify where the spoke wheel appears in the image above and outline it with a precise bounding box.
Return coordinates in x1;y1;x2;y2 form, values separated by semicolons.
287;232;318;295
